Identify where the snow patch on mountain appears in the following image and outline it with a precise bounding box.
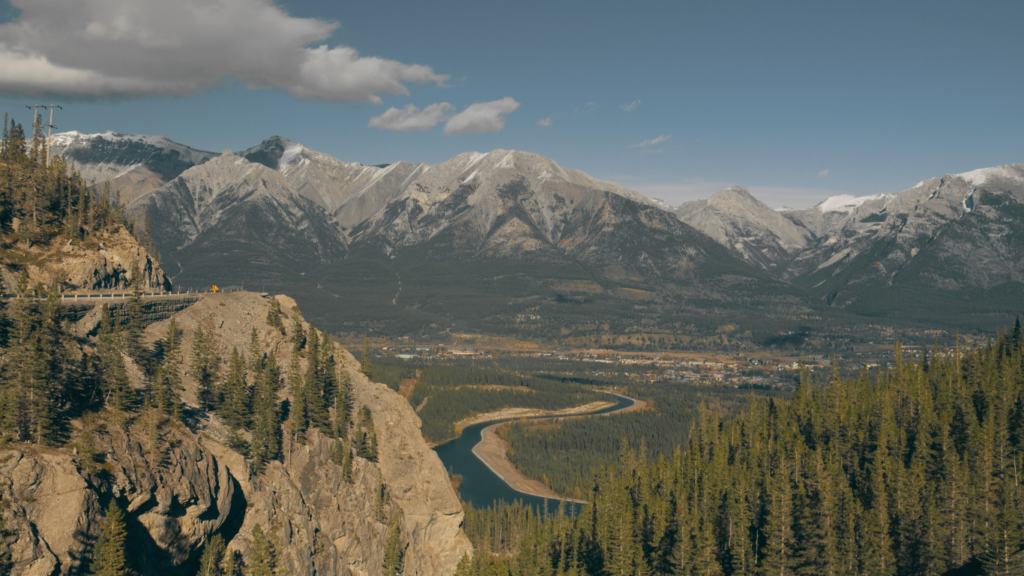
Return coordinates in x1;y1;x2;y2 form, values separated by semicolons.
815;193;894;214
279;141;305;170
956;165;1024;187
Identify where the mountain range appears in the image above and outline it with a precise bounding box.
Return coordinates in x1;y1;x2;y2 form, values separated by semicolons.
50;131;1024;348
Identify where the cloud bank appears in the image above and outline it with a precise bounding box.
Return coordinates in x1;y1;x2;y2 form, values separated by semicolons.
537;116;553;127
0;0;447;102
369;103;453;131
622;100;641;112
444;97;520;135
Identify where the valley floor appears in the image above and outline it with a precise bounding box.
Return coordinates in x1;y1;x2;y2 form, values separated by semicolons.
468;394;646;502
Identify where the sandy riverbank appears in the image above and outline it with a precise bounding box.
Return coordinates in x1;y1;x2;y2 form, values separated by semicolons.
468;394;647;503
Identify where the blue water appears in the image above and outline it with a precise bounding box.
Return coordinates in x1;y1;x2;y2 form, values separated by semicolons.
433;393;634;514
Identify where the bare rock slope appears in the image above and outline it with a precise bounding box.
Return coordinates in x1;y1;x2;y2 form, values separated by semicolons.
0;291;470;576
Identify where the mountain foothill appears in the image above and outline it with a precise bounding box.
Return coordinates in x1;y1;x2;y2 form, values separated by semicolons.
52;130;1024;347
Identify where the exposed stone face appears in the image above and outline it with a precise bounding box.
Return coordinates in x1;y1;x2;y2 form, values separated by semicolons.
21;227;171;292
0;422;238;576
0;290;470;576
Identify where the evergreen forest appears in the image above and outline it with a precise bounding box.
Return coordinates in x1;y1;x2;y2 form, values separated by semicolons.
455;327;1024;576
502;383;780;499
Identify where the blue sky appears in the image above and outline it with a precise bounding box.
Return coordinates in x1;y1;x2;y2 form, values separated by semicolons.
0;0;1021;208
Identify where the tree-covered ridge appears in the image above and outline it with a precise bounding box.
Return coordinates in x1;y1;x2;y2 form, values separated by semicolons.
502;383;772;499
456;325;1024;576
1;114;132;246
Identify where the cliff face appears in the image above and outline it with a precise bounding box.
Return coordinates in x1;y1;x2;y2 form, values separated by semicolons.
7;227;171;292
0;291;470;576
1;421;239;576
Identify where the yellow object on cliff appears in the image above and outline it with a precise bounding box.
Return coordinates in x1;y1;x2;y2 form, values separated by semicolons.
211;285;220;292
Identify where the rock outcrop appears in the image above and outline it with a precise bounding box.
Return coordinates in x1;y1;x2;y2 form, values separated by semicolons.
1;421;238;576
13;227;171;292
0;291;471;576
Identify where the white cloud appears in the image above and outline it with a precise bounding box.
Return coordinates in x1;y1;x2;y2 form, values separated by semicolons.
630;134;670;148
444;97;520;135
819;169;829;177
0;0;447;102
537;116;553;127
369;102;453;131
621;100;641;112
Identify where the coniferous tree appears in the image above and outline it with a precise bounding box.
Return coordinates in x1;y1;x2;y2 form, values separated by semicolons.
759;456;795;576
354;405;378;461
96;304;131;412
288;347;307;445
303;325;328;429
191;317;221;410
222;551;242;576
290;316;304;351
266;297;284;334
250;356;281;474
334;348;352;440
198;534;226;576
246;524;276;576
220;347;249;430
342;436;354;483
90;500;129;576
155;316;182;418
383;517;404;576
125;262;144;360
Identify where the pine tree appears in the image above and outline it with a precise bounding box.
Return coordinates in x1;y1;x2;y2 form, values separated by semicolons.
222;551;243;576
96;304;131;412
266;297;284;334
125;262;145;360
355;405;378;461
290;316;304;351
156;317;182;418
304;325;328;429
382;517;404;576
980;477;1024;576
250;359;281;474
191;317;221;411
342;436;354;483
288;347;307;445
246;524;276;576
198;534;226;576
90;500;129;576
220;348;250;430
334;349;351;440
759;456;795;576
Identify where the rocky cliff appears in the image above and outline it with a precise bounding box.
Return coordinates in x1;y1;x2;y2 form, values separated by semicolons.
0;291;471;576
3;226;171;292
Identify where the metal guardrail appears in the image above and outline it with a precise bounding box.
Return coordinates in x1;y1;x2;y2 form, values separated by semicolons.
0;291;208;300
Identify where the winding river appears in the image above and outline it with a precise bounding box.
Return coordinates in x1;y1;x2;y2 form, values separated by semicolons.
433;393;635;514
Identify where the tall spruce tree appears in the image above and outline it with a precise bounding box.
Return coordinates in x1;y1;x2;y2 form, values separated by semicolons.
220;348;249;430
90;500;129;576
191;317;221;410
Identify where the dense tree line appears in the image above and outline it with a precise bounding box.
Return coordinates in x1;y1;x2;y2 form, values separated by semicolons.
455;326;1024;575
503;383;773;499
1;114;131;245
